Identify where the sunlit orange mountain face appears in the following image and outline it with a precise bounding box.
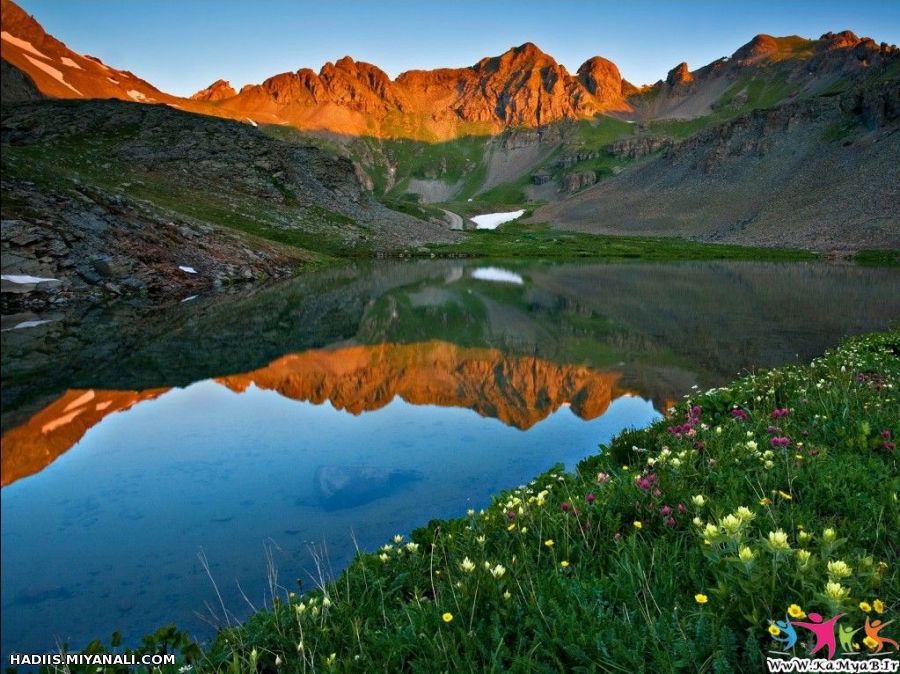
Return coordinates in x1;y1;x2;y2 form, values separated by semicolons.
0;387;169;486
0;341;630;486
2;0;894;140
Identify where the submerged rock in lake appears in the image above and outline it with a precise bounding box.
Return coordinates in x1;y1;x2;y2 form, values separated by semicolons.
314;465;421;510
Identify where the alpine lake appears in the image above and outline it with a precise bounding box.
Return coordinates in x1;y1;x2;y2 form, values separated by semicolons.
2;258;898;659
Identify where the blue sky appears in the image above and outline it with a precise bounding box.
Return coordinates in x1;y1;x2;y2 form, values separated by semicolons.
15;0;900;97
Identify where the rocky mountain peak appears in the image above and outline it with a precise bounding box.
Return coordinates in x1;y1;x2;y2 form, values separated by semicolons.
576;55;626;103
732;34;780;64
190;79;236;101
666;62;694;86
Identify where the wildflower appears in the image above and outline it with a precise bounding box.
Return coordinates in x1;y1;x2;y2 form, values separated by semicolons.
691;495;706;507
864;636;879;650
274;656;282;667
490;564;506;578
296;641;304;652
596;472;611;485
442;612;454;623
544;539;555;547
760;497;772;506
322;596;332;608
393;534;404;544
771;437;790;447
777;490;792;501
703;522;719;539
798;531;812;545
326;653;336;666
764;460;775;469
788;604;805;619
406;542;419;553
467;509;475;517
560;560;570;569
666;517;677;527
735;506;755;522
476;535;486;545
507;523;516;531
824;582;849;601
381;544;393;552
768;529;791;551
720;514;742;536
746;440;758;451
823;528;837;542
633;521;643;529
873;599;885;614
503;590;512;600
585;492;596;504
827;560;852;579
660;505;672;517
768;625;781;636
797;550;812;565
738;546;755;562
460;557;476;573
378;553;389;563
695;594;708;604
859;601;872;613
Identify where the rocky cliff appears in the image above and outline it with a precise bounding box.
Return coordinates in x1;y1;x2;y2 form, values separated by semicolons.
532;78;900;250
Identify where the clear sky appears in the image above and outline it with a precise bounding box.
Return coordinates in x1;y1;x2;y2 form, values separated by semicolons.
14;0;900;97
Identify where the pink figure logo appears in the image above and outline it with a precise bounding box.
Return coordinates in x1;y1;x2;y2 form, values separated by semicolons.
790;612;845;659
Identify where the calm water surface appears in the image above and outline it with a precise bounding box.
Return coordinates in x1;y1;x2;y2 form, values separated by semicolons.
2;259;898;657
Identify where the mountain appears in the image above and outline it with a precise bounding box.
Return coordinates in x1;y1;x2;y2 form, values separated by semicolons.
532;78;900;250
630;31;898;120
1;98;459;308
0;0;177;105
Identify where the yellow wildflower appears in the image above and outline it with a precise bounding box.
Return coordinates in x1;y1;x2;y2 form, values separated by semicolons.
720;514;742;536
760;497;772;506
738;546;755;562
490;564;506;579
873;599;885;614
778;490;792;500
507;523;516;531
735;506;755;522
788;604;805;619
544;539;554;547
459;557;476;573
859;601;872;613
560;560;570;568
822;528;837;542
768;529;791;551
442;612;454;623
695;593;708;604
633;521;643;529
824;582;849;601
691;495;706;507
768;624;781;636
827;560;852;579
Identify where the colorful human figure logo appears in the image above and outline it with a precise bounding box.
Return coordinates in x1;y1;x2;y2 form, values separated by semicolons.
865;618;899;653
768;607;897;660
768;615;799;651
790;613;845;660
